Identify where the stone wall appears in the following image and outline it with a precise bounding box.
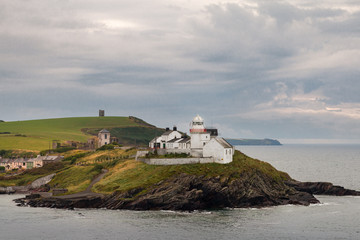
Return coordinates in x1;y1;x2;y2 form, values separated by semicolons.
138;157;215;165
135;151;149;160
164;149;191;154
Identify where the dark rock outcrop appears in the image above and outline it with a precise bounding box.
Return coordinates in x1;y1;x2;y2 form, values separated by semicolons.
15;194;104;209
285;181;360;196
15;171;360;211
97;172;319;210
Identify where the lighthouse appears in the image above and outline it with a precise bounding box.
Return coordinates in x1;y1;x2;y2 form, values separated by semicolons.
190;115;211;155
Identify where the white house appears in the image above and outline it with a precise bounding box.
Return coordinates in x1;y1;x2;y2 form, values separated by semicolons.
148;115;234;164
98;129;110;147
149;127;182;149
161;128;182;143
149;136;162;149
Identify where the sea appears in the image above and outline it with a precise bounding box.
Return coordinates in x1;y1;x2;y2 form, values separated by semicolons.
0;144;359;240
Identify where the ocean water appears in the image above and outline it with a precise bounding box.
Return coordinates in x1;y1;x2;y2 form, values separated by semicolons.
238;144;360;190
0;145;359;240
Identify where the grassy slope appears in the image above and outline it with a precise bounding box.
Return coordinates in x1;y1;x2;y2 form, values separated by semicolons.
0;117;140;151
0;162;67;187
0;149;290;195
92;150;291;194
109;127;165;145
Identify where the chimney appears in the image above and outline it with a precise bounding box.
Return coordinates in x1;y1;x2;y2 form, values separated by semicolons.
173;126;177;131
166;127;170;131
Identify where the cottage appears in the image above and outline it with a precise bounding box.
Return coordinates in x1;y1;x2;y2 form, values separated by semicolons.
149;127;182;149
0;155;64;171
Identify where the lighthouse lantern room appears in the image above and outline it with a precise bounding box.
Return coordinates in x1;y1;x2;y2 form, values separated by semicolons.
190;115;211;151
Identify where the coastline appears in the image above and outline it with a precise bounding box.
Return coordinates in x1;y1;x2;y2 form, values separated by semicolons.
14;175;360;211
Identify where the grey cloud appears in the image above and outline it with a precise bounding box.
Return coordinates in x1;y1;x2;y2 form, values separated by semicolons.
1;0;360;141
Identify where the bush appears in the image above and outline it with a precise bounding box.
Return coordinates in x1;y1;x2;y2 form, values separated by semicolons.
89;164;104;174
40;147;76;156
0;150;11;157
25;162;65;176
96;144;115;151
125;147;135;152
14;134;26;137
62;152;87;164
0;166;5;171
0;150;36;158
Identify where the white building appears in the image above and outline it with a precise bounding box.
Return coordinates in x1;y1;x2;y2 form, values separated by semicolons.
189;115;211;156
149;127;182;149
149;115;234;164
203;138;233;164
98;129;110;147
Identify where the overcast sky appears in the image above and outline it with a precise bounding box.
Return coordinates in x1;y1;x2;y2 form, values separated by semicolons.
1;0;360;143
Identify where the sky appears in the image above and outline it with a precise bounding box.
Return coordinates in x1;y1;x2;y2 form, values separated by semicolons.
1;0;360;143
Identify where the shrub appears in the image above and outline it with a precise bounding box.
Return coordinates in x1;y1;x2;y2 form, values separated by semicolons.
96;144;115;151
25;162;65;175
62;152;87;165
125;147;135;152
40;147;76;156
89;164;104;174
0;166;5;171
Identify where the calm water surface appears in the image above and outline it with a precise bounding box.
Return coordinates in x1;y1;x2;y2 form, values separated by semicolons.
0;145;359;240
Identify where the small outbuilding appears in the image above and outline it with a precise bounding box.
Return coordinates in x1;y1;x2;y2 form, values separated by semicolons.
203;138;234;164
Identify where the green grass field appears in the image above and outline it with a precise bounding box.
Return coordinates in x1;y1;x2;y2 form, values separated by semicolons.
1;148;290;196
0;117;145;151
93;150;290;194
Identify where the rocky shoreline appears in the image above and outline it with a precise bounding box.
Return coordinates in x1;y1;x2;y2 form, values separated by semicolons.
14;172;360;211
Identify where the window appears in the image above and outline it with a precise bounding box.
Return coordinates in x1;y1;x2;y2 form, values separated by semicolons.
105;134;107;139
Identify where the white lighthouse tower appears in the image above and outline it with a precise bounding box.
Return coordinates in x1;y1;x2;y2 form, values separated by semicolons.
190;115;211;156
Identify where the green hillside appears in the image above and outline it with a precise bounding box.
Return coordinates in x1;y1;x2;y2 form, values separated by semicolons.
0;116;161;151
0;149;290;195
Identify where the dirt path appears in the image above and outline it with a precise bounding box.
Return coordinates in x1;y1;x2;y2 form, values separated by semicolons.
85;169;108;193
55;169;108;199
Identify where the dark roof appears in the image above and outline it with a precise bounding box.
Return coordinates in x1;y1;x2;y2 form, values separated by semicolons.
215;138;233;148
162;130;173;136
167;138;180;143
99;129;110;133
178;137;191;143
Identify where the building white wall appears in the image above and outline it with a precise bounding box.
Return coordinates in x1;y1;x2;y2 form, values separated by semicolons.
98;132;110;147
190;132;210;149
203;138;233;164
161;131;182;142
149;136;162;148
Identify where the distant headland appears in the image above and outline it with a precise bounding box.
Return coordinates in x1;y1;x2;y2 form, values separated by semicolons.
226;138;282;146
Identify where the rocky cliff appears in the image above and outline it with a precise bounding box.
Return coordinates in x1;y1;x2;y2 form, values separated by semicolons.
13;150;360;211
15;172;360;211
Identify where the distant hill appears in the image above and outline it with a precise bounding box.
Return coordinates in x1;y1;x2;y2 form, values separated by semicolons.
0;116;164;151
226;138;282;146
